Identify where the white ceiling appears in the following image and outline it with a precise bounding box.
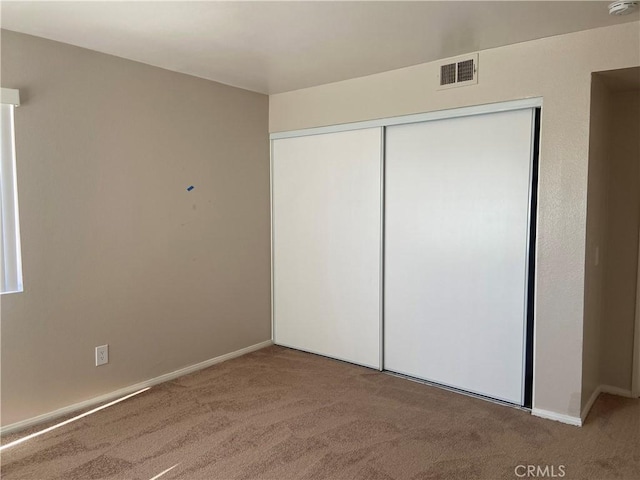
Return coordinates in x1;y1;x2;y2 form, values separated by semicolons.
1;1;638;94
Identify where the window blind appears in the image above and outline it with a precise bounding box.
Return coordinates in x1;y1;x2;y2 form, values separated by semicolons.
1;89;23;294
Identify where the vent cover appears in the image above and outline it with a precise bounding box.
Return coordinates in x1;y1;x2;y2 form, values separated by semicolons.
438;54;478;89
440;63;456;85
457;59;475;82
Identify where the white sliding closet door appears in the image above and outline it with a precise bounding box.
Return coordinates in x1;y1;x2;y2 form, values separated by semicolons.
384;109;534;405
272;128;382;369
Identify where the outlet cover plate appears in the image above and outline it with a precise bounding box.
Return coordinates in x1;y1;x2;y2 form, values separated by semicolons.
95;345;109;366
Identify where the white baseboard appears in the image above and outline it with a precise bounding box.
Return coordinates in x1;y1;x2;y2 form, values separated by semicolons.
600;384;634;398
579;383;636;424
1;340;273;435
581;385;602;422
531;408;582;427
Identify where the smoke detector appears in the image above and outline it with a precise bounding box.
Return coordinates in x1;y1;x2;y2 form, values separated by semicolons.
608;1;638;15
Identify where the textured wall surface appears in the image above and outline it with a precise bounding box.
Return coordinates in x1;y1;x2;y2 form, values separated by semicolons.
1;30;271;426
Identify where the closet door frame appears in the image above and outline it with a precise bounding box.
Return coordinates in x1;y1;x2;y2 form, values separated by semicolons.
270;97;542;405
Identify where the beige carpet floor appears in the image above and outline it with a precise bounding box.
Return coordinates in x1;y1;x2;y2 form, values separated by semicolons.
1;345;639;480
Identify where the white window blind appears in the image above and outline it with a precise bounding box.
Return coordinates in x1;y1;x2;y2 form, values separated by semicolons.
1;88;23;294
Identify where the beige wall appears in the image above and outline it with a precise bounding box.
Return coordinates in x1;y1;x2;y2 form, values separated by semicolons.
600;89;640;391
270;22;640;419
582;75;611;410
0;30;271;427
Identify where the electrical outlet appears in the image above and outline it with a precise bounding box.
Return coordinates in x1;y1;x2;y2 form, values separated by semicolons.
95;345;109;366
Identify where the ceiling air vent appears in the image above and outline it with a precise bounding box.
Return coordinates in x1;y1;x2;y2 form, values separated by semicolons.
438;54;478;90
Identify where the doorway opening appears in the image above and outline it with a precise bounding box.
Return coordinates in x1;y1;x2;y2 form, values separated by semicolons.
583;66;640;420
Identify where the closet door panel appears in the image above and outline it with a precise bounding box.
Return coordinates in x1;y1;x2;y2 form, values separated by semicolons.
384;109;534;404
272;128;382;369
